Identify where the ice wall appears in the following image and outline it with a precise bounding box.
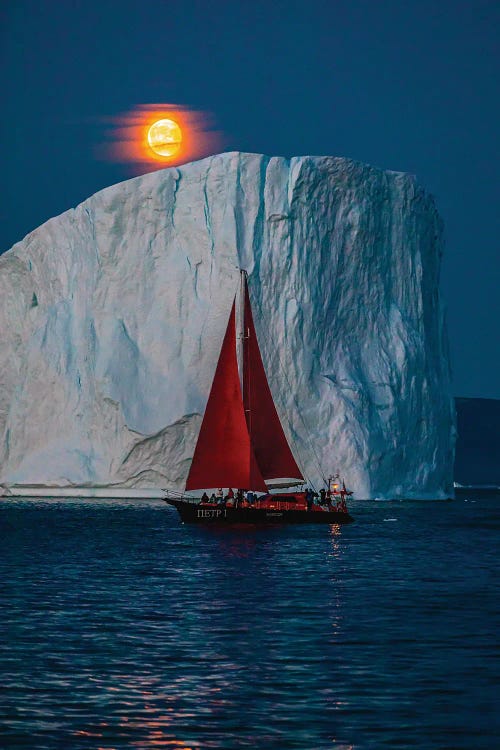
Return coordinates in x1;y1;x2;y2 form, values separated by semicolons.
0;152;455;498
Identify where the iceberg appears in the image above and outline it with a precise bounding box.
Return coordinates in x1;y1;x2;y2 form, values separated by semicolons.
0;152;455;498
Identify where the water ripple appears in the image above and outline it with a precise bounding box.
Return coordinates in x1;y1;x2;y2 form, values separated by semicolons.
0;495;499;748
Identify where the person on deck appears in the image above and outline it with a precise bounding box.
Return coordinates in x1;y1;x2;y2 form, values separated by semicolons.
217;488;223;501
246;490;255;505
210;493;217;503
306;488;314;511
319;488;327;505
225;488;234;501
200;492;209;504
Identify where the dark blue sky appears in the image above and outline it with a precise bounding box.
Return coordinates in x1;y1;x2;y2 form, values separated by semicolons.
1;0;499;398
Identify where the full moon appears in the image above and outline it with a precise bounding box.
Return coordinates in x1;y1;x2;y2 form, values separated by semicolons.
147;118;182;157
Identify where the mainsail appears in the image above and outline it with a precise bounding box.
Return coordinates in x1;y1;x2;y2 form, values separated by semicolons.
185;275;304;492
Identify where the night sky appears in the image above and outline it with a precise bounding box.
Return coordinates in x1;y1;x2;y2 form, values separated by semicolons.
1;0;498;399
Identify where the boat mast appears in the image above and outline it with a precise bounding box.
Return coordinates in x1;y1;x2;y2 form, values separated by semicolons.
237;269;246;388
238;269;251;433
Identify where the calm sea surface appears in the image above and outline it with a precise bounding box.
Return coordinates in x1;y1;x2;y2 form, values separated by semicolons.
1;493;498;749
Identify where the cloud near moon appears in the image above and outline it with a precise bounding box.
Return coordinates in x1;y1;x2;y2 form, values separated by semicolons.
101;104;224;173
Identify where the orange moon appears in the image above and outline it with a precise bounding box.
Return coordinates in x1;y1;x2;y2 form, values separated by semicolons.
103;104;224;173
147;118;182;157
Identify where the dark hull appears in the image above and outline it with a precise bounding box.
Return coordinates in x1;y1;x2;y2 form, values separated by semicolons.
165;498;354;525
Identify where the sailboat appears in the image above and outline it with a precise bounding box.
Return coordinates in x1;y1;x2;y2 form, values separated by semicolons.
164;271;353;524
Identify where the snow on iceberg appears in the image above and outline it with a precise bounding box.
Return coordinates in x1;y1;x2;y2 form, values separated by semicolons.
0;152;455;498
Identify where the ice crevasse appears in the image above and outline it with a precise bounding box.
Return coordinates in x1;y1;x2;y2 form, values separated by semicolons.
0;152;455;498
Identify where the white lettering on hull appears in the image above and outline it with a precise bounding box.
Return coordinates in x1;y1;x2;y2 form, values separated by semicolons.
196;509;227;519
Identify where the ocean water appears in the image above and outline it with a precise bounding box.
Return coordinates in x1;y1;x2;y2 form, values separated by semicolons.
0;493;498;750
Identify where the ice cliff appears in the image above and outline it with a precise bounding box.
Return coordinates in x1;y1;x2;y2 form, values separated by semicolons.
0;152;455;498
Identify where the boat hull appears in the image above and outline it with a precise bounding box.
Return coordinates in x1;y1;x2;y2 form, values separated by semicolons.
165;498;354;525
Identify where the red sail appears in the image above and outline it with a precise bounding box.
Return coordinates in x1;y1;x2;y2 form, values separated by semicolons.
243;280;304;482
185;302;268;492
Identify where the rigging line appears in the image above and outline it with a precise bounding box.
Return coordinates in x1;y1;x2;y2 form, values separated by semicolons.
253;300;327;491
239;270;252;443
242;271;252;438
